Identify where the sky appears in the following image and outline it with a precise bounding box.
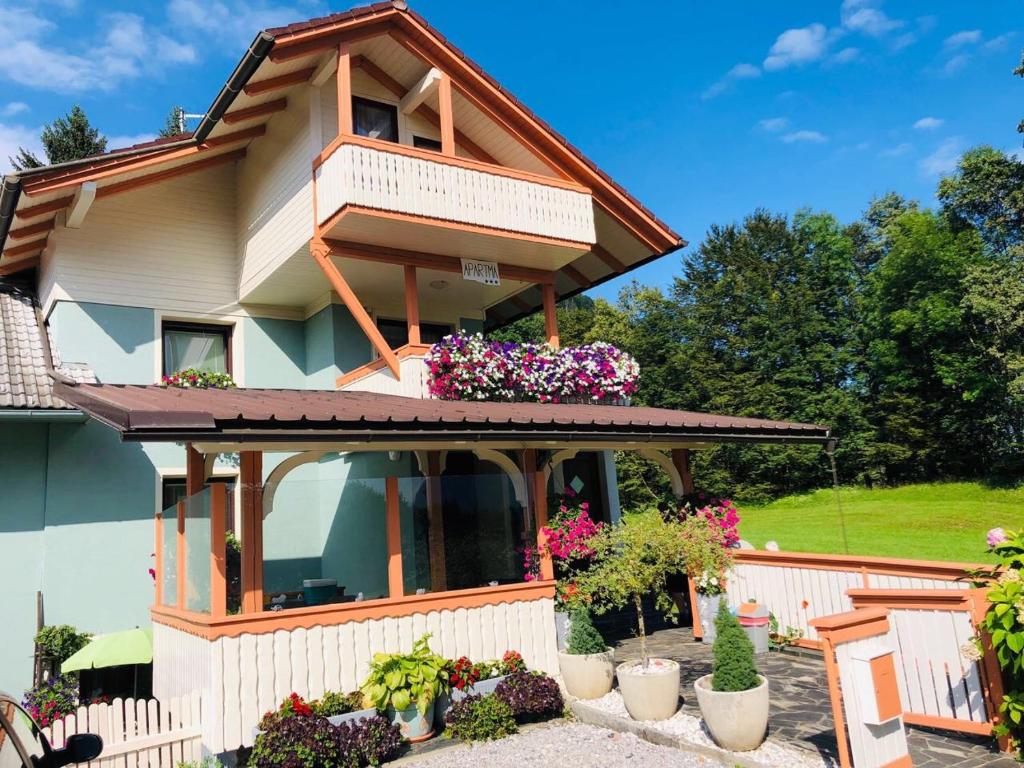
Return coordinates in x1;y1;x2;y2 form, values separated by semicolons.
0;0;1020;300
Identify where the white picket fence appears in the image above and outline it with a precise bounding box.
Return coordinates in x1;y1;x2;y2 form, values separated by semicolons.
43;693;202;768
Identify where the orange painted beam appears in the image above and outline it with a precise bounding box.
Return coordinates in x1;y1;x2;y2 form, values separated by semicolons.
7;219;55;240
185;443;205;496
404;265;421;346
176;500;186;609
337;42;353;136
542;283;559;348
14;196;74;221
385;476;404;598
438;72;455;156
223;97;287;125
671;448;694;494
268;21;393;63
524;449;554;581
240;451;264;614
202;124;267;147
210;482;227;618
311;238;401;377
243;66;316;96
0;256;40;277
95;149;246;200
335;343;430;388
5;238;47;259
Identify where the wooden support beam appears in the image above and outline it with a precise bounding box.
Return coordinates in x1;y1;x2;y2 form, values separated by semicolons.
65;182;96;229
223;97;287;125
404;265;421;346
438;72;455;156
5;239;47;259
385;476;404;598
7;218;54;240
176;500;186;609
268;21;393;63
523;449;554;582
399;67;441;115
95;149;246;201
244;66;316;96
240;451;264;614
0;256;40;276
542;283;559;348
561;263;589;287
209;482;227;618
592;243;626;272
425;452;447;592
337;42;353;136
15;196;74;221
671;448;695;495
311;238;401;377
323;238;557;286
352;54;498;164
186;443;206;496
202;124;267;147
509;293;533;313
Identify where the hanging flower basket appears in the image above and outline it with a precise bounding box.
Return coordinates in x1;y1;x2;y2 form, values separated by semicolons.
424;333;639;404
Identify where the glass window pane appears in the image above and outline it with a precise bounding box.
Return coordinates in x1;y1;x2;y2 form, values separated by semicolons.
163;328;226;374
353;98;398;142
1;701;44;767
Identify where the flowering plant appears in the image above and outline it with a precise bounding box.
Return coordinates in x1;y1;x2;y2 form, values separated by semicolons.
675;492;741;548
161;368;235;389
448;656;481;691
694;569;726;596
23;675;78;728
424;333;639;404
499;650;527;676
679;514;735;595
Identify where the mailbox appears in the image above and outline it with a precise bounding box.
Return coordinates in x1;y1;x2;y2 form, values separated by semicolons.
849;646;902;725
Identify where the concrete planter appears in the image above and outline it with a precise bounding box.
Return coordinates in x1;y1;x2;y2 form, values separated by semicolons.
558;649;615;700
697;594;722;644
615;659;679;721
327;707;377;727
435;674;508;729
554;611;571;650
694;673;769;752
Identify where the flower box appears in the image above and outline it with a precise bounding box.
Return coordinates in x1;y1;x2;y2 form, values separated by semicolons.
327;707;377;727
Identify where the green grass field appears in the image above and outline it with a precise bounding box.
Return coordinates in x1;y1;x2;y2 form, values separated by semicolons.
736;482;1023;564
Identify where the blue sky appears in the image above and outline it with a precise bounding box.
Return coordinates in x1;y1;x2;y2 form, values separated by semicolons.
0;0;1020;299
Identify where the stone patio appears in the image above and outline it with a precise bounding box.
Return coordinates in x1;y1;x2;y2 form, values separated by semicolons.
611;626;1016;768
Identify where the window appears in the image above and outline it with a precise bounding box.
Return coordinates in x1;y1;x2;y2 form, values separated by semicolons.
0;699;45;768
162;477;237;532
413;136;442;152
376;318;452;350
352;97;399;143
162;321;231;376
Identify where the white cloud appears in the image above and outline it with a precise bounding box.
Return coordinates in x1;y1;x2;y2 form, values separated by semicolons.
944;30;982;49
840;0;903;37
941;53;970;76
781;130;827;144
758;117;789;132
831;47;861;64
166;0;315;46
984;33;1015;51
913;116;944;130
701;62;761;100
1;102;29;118
0;6;53;38
919;137;963;177
880;142;912;157
764;24;830;71
0;121;44;174
105;133;159;152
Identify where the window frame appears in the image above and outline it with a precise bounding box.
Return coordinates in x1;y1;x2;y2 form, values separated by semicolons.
412;135;443;152
375;317;453;350
161;320;233;378
352;96;400;144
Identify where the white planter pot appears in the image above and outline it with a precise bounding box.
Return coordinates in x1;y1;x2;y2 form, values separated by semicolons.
327;707;377;727
694;673;769;752
558;649;614;700
697;593;722;644
615;659;680;721
554;611;571;650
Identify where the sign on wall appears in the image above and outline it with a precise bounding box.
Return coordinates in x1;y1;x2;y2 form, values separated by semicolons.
461;258;501;286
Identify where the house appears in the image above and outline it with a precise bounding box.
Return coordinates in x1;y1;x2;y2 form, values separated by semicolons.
0;1;829;750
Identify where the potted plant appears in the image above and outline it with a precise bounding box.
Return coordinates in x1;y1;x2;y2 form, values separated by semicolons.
360;634;447;742
576;512;689;721
678;512;735;644
558;606;615;700
694;601;769;751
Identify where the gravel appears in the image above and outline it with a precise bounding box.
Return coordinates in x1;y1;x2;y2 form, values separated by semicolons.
393;722;720;767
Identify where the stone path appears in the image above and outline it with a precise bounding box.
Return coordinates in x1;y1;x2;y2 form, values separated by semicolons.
612;626;1016;768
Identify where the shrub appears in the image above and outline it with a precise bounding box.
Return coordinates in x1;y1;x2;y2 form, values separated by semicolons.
494;672;563;720
23;674;78;727
34;625;91;664
311;690;365;717
361;634;447;715
335;715;403;767
443;694;517;742
711;601;760;693
249;712;342;768
566;607;606;655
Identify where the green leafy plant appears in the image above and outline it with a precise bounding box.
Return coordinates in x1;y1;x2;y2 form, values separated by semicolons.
35;625;91;664
574;511;690;666
312;690;366;717
360;634;446;715
767;613;804;651
177;759;225;768
162;368;236;389
443;694;517;742
23;674;78;727
711;601;760;693
566;607;607;655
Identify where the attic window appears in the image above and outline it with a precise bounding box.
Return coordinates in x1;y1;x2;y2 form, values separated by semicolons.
353;97;398;143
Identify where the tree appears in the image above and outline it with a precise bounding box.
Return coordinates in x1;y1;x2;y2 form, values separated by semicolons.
11;105;107;171
938;147;1024;256
1015;50;1023;134
159;106;187;138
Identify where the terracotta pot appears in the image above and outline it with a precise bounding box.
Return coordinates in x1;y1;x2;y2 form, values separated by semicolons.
694;673;769;752
615;658;679;721
558;649;615;700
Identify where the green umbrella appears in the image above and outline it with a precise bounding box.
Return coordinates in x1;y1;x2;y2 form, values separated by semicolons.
61;628;153;674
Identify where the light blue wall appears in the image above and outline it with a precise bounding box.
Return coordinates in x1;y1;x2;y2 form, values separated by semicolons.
48;302;155;384
304;305;371;388
244;317;305;388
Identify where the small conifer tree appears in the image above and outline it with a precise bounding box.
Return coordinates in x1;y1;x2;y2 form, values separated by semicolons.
711;600;760;692
566;606;607;655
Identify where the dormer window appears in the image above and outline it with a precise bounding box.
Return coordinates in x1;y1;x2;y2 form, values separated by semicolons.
352;97;398;143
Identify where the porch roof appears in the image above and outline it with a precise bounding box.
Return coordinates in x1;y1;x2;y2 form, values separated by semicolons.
54;382;831;446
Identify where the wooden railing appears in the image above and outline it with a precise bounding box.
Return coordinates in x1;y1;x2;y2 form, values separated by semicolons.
335;343;431;395
314;136;596;244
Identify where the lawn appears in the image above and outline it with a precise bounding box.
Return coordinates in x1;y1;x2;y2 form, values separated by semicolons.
736;482;1023;564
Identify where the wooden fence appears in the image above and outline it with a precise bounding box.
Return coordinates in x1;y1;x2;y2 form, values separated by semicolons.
43;693;202;768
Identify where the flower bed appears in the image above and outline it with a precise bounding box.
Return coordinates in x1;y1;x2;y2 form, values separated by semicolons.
161;368;235;389
424;333;639;404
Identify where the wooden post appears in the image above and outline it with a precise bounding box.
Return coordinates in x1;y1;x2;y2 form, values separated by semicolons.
404;265;421;346
210;483;227;618
425;452;447;591
972;588;1012;752
671;448;695;495
524;449;554;581
240;451;264;614
337;42;352;136
154;512;163;606
186;443;205;496
542;284;559;348
438;72;455;156
385;476;404;598
176;500;186;609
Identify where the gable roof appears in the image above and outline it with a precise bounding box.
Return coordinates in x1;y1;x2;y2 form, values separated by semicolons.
0;281;95;410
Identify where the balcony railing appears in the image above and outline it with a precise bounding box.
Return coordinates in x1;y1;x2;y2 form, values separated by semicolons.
315;136;596;244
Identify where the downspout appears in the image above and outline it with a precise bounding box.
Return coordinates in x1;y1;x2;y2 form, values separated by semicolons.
194;32;276;142
34;303;77;387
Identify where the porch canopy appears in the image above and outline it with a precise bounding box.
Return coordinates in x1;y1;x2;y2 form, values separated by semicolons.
55;381;830;642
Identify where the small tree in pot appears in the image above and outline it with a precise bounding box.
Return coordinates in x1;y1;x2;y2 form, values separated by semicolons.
558;606;615;700
694;601;769;751
575;512;688;720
